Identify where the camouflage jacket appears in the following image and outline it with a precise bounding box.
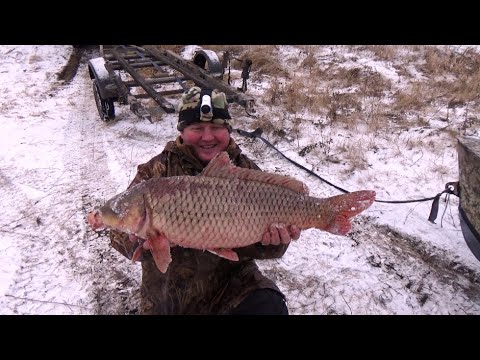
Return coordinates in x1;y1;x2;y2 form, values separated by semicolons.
110;136;289;314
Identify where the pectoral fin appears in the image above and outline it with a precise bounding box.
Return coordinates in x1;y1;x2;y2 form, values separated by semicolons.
325;214;351;235
148;235;172;273
207;248;239;261
131;242;145;262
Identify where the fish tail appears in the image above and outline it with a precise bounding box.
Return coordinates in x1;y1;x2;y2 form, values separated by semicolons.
319;190;376;235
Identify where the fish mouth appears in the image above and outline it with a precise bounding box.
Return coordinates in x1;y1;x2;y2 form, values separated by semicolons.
87;209;104;230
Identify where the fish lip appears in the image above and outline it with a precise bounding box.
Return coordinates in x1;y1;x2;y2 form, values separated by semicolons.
87;209;104;230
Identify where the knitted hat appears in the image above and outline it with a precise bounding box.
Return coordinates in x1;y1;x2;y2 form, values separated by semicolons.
177;86;234;132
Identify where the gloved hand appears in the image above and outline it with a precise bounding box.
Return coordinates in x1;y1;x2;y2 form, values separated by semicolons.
261;224;301;246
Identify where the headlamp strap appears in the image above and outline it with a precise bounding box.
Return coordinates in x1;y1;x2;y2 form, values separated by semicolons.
199;88;213;102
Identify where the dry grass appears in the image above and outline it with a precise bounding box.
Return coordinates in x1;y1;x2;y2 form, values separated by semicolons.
265;75;334;117
326;91;363;125
429;163;451;175
366;45;399;62
444;127;461;140
422;46;480;77
392;83;430;113
264;78;284;107
201;45;248;57
284;77;309;113
327;67;392;99
151;45;186;53
337;139;369;173
147;45;480;142
250;115;277;135
301;52;318;72
364;100;389;135
241;46;289;77
29;54;43;64
134;44;480;173
261;46;477;148
403;135;425;150
199;45;289;78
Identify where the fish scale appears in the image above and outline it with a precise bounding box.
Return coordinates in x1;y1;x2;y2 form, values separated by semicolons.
87;152;376;273
152;176;324;248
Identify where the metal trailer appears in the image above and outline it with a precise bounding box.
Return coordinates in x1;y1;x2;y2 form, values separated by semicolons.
87;45;255;123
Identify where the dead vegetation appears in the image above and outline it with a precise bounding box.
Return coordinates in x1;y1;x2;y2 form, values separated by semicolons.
90;45;480;175
216;45;480;174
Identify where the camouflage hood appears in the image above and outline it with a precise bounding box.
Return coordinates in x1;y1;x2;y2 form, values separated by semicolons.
177;86;234;132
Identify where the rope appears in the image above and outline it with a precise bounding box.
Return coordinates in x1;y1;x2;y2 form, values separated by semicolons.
234;127;458;222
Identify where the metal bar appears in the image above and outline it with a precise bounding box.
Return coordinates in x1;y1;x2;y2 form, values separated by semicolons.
107;55;158;63
103;58;153;122
124;76;187;87
124;46;189;91
134;89;185;99
141;46;255;110
104;53;146;60
109;48;176;114
110;46;169;71
111;61;166;69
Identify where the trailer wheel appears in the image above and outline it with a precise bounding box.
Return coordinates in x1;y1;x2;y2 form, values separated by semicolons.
93;80;115;121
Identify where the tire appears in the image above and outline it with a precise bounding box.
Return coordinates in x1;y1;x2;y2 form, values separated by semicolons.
93;80;115;121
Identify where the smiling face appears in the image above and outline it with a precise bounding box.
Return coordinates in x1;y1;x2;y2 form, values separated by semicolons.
180;122;231;164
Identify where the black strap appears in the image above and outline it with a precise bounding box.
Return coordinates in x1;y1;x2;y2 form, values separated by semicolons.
200;88;213;99
179;107;231;123
459;205;480;246
428;191;448;223
428;182;459;223
235;127;461;222
236;128;348;194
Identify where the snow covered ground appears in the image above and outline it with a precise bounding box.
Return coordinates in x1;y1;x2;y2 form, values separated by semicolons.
0;45;479;315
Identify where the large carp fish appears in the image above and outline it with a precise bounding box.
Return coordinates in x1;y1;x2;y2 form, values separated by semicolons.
87;152;375;273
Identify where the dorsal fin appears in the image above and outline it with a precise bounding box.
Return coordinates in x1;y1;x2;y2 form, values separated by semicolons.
200;152;308;194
